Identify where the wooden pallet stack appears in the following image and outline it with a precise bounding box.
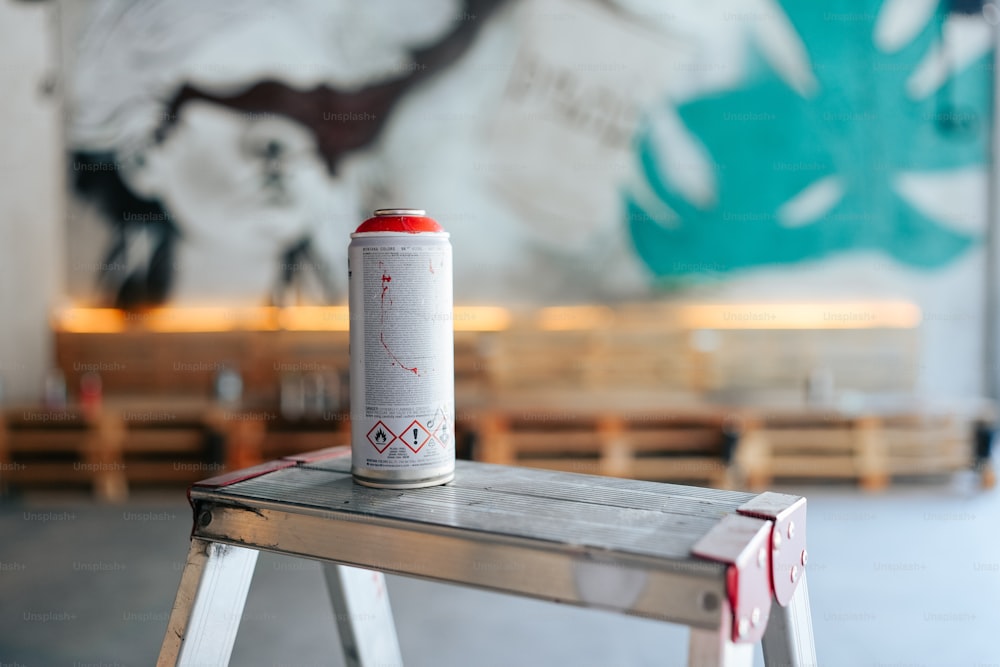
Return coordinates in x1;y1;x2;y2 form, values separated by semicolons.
38;303;994;492
736;411;882;490
472;304;735;485
0;406;126;500
55;329;351;407
470;302;991;489
473;400;735;487
220;410;350;467
485;304;698;394
109;399;228;490
736;409;992;490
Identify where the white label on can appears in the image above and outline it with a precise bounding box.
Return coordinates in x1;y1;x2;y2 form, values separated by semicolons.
351;238;454;473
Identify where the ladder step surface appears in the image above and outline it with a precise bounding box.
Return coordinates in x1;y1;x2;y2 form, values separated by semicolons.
198;459;756;562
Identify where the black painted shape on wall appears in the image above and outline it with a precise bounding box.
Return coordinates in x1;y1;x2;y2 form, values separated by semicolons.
71;0;509;310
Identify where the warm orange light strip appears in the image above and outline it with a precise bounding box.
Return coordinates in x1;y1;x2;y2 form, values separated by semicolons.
537;306;615;331
55;305;512;333
145;307;281;332
54;302;916;333
676;301;921;330
278;306;350;331
54;306;282;332
453;306;512;332
279;306;511;332
55;308;126;333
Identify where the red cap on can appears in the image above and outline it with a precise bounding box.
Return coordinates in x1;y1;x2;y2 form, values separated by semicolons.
355;209;444;233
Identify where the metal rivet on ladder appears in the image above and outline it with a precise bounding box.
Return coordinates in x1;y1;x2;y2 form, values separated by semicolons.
698;591;720;612
198;511;212;528
801;549;808;567
751;607;761;627
772;531;782;550
737;616;750;638
787;521;795;540
790;565;799;583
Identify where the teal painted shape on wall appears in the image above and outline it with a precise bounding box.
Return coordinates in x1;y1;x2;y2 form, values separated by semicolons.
626;0;993;282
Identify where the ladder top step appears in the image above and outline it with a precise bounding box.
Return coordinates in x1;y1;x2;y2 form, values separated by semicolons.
192;453;759;564
187;449;805;638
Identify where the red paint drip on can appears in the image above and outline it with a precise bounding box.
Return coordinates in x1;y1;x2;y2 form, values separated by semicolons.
348;209;455;489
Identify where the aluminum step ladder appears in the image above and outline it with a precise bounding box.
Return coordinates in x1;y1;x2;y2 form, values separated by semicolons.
157;446;816;666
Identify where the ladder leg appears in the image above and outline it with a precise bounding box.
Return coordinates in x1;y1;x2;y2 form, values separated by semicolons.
687;600;754;667
157;538;259;667
323;563;404;667
762;572;817;667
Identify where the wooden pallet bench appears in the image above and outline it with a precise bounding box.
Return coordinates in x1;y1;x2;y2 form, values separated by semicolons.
3;400;235;500
471;394;737;487
0;405;125;500
107;399;229;492
736;407;995;490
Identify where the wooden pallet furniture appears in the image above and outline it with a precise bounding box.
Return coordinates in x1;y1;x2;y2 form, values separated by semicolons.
105;398;230;490
483;303;920;397
736;407;995;490
878;413;975;479
470;302;935;487
736;410;883;491
52;324;493;472
55;327;493;408
485;304;698;393
1;399;254;500
218;409;351;468
51;302;989;491
159;448;816;666
54;329;350;408
472;394;737;487
706;328;919;396
0;405;126;500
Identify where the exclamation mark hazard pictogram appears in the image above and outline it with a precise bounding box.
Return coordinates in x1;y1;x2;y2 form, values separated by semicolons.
403;420;431;453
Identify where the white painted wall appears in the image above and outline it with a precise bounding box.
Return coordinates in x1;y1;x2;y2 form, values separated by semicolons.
0;0;65;402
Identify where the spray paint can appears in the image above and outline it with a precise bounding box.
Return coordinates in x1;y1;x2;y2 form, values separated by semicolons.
348;209;455;488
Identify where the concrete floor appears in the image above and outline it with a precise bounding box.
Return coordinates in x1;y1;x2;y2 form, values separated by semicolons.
1;471;998;667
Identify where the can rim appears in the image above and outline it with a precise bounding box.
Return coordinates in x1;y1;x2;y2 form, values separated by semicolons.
374;208;426;217
351;231;450;238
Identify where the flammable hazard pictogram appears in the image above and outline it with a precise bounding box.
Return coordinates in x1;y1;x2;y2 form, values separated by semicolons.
366;421;397;453
430;407;452;449
402;419;432;453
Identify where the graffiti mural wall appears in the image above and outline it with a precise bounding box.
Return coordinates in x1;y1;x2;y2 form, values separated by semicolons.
64;0;993;309
627;0;994;283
